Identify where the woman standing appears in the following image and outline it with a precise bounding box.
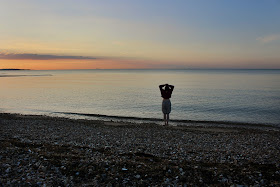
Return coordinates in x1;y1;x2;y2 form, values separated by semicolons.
159;84;174;125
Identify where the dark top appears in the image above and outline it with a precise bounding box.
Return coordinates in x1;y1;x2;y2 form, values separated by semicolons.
159;85;174;99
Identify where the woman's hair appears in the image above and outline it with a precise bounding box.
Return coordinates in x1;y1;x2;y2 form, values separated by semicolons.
165;85;170;91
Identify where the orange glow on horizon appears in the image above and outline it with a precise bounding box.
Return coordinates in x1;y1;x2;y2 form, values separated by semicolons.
2;58;279;70
0;59;156;70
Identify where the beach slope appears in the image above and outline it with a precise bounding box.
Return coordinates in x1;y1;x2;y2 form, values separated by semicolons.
0;113;279;186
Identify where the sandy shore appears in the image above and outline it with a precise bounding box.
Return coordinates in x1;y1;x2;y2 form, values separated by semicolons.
0;113;279;186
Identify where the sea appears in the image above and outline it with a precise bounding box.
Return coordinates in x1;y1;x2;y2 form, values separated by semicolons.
1;69;279;126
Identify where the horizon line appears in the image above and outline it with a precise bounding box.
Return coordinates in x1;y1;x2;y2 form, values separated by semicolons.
2;68;280;71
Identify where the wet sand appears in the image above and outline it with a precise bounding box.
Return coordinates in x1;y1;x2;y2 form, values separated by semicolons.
0;113;279;186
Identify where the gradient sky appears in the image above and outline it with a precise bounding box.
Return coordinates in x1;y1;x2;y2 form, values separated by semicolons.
1;0;280;69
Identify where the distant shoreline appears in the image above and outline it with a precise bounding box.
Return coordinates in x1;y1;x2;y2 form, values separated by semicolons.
0;68;30;71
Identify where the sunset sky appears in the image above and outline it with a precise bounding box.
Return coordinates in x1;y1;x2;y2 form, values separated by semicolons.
1;0;280;70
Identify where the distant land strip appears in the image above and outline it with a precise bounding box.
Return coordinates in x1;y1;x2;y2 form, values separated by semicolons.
0;74;52;77
0;69;30;71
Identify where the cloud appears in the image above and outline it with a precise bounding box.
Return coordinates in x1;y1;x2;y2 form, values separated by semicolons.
257;34;280;43
0;52;99;60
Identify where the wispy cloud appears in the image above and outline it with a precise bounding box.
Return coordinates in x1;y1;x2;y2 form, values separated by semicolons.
0;52;99;60
257;34;280;43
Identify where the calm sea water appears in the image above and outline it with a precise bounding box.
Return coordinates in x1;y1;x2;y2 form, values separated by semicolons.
1;69;279;125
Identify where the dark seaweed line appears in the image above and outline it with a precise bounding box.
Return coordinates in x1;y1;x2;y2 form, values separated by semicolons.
53;112;279;128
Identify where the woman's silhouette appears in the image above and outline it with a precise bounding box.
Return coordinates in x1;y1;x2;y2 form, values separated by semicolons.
159;84;174;125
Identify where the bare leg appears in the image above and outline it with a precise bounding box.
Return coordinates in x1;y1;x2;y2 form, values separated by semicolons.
166;114;169;125
163;114;167;125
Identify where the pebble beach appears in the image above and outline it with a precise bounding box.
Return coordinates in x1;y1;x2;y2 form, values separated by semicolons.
0;113;279;186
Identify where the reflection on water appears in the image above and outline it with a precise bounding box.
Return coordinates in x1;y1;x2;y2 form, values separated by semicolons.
1;69;280;125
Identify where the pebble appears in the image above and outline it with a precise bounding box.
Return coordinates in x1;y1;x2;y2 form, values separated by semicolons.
5;168;11;173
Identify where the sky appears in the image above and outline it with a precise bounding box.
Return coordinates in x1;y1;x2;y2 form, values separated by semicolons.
0;0;280;70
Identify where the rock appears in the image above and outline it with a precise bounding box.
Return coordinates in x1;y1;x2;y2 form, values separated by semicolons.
101;174;107;179
165;178;170;184
5;167;11;173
